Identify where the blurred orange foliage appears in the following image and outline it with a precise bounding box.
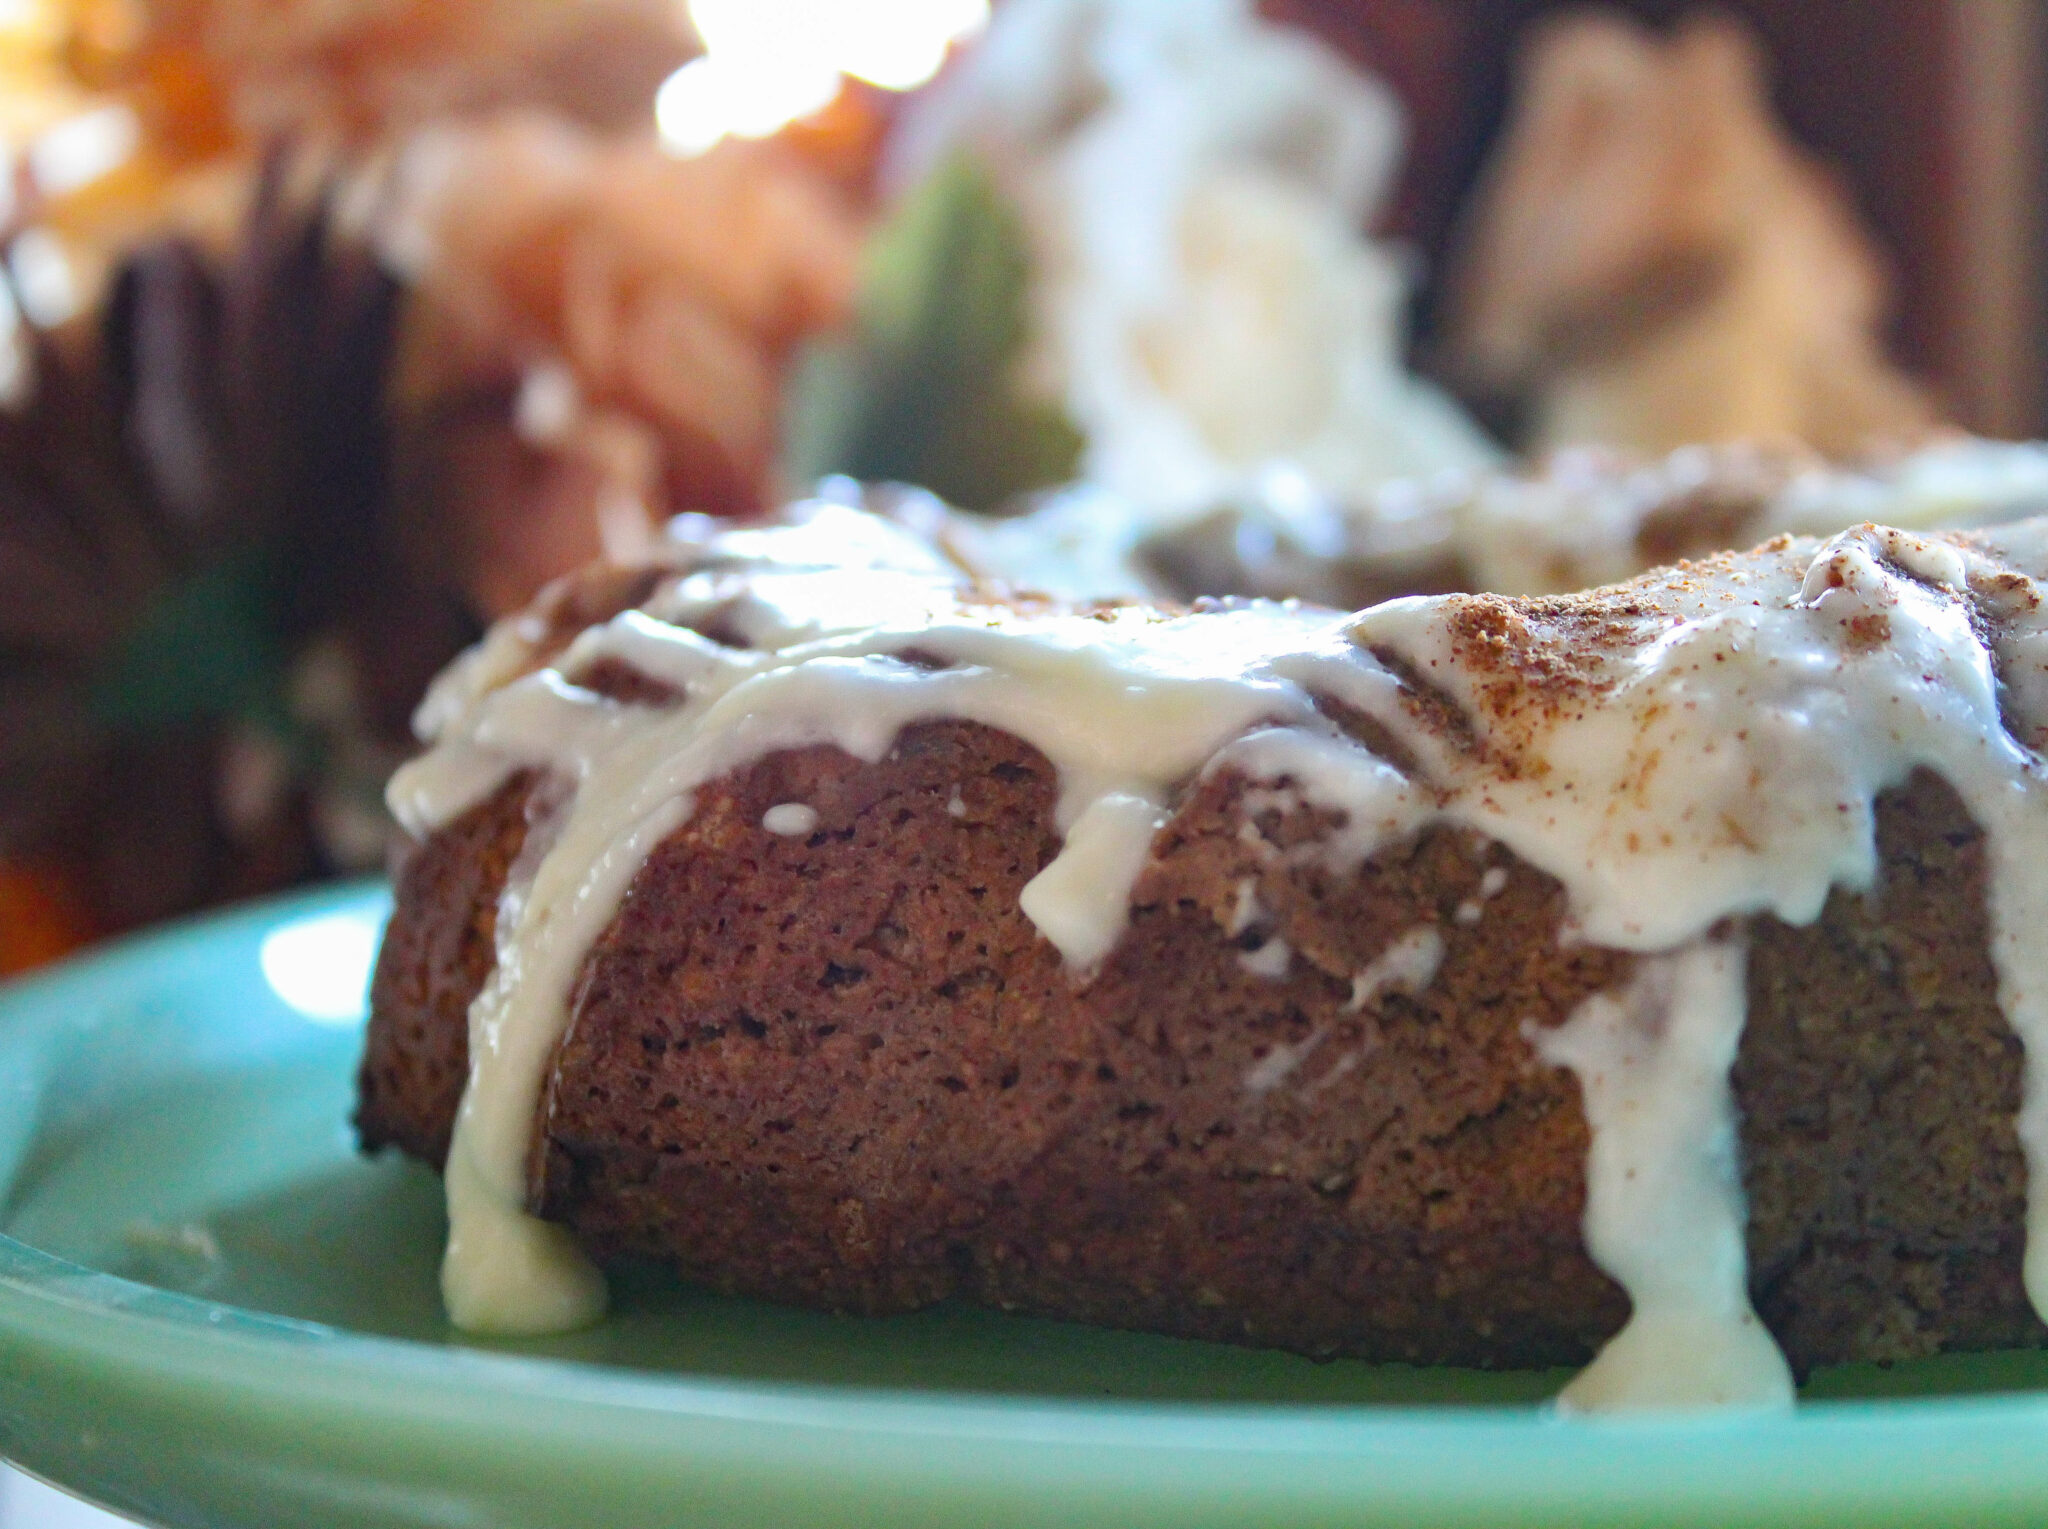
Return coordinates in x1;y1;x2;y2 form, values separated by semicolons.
0;863;92;977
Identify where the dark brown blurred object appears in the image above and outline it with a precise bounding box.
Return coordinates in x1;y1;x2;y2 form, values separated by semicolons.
1437;11;1938;457
385;115;863;616
1259;0;1468;247
0;24;871;955
0;156;473;939
1269;0;2046;441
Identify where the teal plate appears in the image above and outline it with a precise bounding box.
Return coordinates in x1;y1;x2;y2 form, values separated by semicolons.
7;886;2048;1528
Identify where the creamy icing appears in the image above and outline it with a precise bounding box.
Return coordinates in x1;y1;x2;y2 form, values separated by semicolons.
761;803;818;836
906;438;2048;611
1019;791;1172;967
1244;1023;1325;1093
1450;438;2048;597
1227;876;1262;937
1532;939;1794;1409
1345;925;1444;1012
1238;934;1292;979
393;497;2048;1412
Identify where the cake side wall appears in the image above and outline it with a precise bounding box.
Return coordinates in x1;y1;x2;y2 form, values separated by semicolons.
1738;768;2046;1371
358;734;2043;1370
357;771;538;1167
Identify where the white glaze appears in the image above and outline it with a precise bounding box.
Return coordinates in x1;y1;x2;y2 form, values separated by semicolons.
1238;935;1292;979
1245;1024;1326;1093
1227;877;1262;937
1345;926;1445;1012
1532;939;1794;1410
762;803;818;836
901;439;2048;613
395;501;2048;1412
1466;439;2048;597
1019;791;1171;968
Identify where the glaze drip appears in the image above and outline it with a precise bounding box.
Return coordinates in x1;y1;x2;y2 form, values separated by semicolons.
1532;938;1793;1410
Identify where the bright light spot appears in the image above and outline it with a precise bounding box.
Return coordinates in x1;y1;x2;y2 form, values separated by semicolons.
513;360;582;445
0;278;26;408
657;55;841;157
28;103;139;196
259;908;382;1026
9;227;76;327
658;0;988;156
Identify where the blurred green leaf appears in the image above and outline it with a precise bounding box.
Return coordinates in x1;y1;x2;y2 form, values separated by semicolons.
88;554;288;735
785;153;1082;512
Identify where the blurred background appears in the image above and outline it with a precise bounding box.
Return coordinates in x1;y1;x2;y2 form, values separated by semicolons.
0;0;2042;985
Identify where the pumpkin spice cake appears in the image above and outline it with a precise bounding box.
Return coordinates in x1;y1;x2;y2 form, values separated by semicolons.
358;498;2048;1409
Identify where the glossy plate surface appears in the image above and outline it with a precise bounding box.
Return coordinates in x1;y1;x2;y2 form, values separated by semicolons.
5;883;2048;1528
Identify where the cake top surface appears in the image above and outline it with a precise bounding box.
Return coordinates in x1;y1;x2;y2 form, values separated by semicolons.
912;437;2048;608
